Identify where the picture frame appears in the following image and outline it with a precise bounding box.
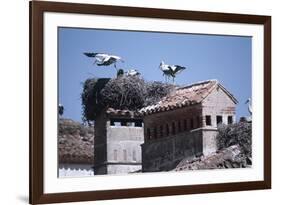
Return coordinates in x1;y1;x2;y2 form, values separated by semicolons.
30;0;271;204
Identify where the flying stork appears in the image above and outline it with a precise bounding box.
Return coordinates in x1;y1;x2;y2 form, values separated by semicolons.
84;52;124;70
159;61;186;83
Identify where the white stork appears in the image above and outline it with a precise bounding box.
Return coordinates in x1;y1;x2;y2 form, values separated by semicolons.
58;103;64;116
84;52;124;70
125;69;140;77
245;98;252;115
159;61;186;83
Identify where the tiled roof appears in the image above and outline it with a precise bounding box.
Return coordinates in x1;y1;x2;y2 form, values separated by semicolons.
58;119;95;164
139;79;237;115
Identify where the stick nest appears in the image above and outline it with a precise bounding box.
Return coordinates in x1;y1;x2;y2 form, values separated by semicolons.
81;76;175;122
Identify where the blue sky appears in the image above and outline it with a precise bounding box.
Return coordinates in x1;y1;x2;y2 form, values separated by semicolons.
59;27;252;122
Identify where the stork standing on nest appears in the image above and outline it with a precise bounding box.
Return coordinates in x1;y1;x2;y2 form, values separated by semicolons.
125;69;141;77
58;103;64;116
159;61;186;83
84;52;124;71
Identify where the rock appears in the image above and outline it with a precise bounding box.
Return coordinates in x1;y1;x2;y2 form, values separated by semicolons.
174;145;252;171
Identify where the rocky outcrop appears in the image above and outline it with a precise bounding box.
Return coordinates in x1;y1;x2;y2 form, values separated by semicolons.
174;145;252;171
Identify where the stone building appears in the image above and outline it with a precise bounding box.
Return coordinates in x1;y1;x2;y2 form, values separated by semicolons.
140;79;238;172
94;108;144;175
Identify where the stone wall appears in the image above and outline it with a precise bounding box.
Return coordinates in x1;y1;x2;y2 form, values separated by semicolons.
202;85;236;127
201;85;236;155
143;105;202;142
93;112;107;174
94;112;144;175
202;127;218;155
142;128;203;172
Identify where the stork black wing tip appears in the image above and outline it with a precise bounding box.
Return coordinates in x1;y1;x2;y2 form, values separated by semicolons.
175;65;186;69
84;52;97;57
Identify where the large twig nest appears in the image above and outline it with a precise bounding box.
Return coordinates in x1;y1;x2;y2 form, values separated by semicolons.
81;76;175;122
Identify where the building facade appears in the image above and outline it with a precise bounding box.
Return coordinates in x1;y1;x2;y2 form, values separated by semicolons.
94;108;144;175
140;80;238;172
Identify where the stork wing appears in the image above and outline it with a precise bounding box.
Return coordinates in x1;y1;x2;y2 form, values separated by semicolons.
97;57;115;66
173;65;186;74
103;55;111;62
110;55;124;62
84;52;99;57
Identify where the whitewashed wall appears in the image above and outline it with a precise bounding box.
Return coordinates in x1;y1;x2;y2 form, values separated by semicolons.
59;163;94;177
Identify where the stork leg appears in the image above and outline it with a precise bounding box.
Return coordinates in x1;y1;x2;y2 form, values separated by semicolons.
93;59;97;65
114;63;118;71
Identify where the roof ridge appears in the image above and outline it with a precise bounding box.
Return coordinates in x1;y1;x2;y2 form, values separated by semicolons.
139;79;235;115
179;79;218;90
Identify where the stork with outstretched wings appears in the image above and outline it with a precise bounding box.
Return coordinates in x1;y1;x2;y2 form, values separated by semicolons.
84;52;124;70
159;61;186;83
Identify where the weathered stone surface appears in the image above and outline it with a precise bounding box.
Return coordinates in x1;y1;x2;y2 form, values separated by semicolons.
94;110;144;175
174;145;252;171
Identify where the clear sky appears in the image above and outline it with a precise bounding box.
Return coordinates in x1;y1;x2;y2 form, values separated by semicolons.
59;27;252;122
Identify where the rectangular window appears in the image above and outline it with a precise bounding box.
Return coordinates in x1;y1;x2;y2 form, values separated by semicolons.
135;120;142;127
183;119;187;131
133;150;136;161
228;116;233;124
206;115;212;126
216;115;223;125
166;124;170;136
121;121;127;126
190;118;194;129
147;128;151;140
178;121;182;132
196;116;200;128
172;122;176;135
154;127;157;139
114;149;118;161
160;125;163;137
123;149;127;161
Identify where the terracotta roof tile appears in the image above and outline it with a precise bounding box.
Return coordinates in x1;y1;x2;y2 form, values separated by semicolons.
140;79;237;115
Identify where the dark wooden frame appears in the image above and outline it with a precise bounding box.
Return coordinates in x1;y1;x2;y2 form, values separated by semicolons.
30;0;271;204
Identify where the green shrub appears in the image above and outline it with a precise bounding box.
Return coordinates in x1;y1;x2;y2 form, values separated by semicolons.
216;122;252;157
